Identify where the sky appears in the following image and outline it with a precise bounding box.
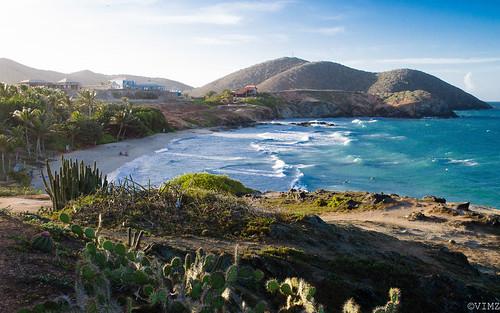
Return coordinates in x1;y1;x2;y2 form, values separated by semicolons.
1;0;499;100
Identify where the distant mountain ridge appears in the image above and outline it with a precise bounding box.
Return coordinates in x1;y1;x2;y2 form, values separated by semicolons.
0;58;192;91
190;57;489;110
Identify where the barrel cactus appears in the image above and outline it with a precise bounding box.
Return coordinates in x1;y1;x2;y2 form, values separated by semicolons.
31;231;54;253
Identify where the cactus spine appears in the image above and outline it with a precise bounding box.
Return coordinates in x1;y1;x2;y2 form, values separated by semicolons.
42;156;108;211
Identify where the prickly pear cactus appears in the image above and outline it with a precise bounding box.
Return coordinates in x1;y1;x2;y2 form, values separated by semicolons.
266;277;323;313
31;231;54;253
372;288;401;313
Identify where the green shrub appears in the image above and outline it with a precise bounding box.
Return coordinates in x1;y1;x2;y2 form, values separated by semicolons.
314;198;328;207
8;169;31;186
167;173;254;196
96;132;116;145
328;195;348;207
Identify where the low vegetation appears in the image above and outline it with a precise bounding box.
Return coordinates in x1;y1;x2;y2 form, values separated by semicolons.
194;90;282;109
16;205;401;313
8;168;497;312
18;169;403;312
258;190;392;215
167;172;255;196
0;185;41;196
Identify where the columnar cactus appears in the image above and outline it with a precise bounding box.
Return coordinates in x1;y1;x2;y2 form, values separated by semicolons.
42;156;108;211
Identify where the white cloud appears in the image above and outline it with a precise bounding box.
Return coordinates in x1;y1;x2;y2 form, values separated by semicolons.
464;72;475;91
194;34;258;46
212;1;293;13
372;57;500;65
148;1;292;26
307;26;345;36
150;12;242;25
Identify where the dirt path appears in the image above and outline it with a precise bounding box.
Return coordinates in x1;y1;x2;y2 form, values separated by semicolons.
0;195;52;213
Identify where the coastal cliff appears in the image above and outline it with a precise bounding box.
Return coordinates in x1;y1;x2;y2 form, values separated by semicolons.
272;89;456;118
158;90;459;130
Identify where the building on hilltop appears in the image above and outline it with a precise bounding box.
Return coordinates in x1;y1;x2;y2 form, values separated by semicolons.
109;78;167;91
110;79;136;90
18;79;81;91
233;85;258;97
19;79;55;88
55;78;80;90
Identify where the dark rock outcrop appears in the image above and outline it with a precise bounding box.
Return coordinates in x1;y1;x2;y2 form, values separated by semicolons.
270;89;459;118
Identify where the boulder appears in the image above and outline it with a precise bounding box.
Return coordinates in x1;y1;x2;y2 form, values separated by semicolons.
407;211;427;221
422;195;446;203
369;193;394;204
456;202;470;211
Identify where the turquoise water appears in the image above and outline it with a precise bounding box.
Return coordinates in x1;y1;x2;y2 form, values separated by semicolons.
110;102;500;208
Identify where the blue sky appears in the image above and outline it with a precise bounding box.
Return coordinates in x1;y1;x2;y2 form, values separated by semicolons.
1;0;499;99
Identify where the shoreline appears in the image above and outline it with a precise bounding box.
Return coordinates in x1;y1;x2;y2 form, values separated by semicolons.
28;118;499;211
31;128;213;190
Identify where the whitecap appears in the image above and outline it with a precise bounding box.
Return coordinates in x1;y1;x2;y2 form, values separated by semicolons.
155;147;169;153
390;136;407;140
214;168;283;178
270;155;288;177
327;132;353;145
432;157;479;167
211;132;260;139
352;118;378;125
290;168;306;190
257;131;311;144
448;159;479;167
163;152;246;161
344;155;362;164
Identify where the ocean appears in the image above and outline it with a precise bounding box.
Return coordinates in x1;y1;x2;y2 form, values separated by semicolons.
109;102;500;208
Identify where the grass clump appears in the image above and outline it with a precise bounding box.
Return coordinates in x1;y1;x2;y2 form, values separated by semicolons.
259;191;387;215
241;216;276;238
167;172;255;196
0;185;41;197
259;246;305;259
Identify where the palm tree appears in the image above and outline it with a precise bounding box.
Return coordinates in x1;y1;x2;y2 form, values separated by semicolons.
31;111;52;160
110;101;136;141
0;134;10;180
12;107;40;158
66;111;84;149
76;89;98;117
7;126;25;162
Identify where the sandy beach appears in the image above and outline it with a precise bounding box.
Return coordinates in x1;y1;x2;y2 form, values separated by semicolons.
31;128;212;189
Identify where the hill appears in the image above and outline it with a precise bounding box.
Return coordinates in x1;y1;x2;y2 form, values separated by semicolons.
0;58;192;91
258;61;376;92
190;57;489;110
189;57;308;97
369;69;489;110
